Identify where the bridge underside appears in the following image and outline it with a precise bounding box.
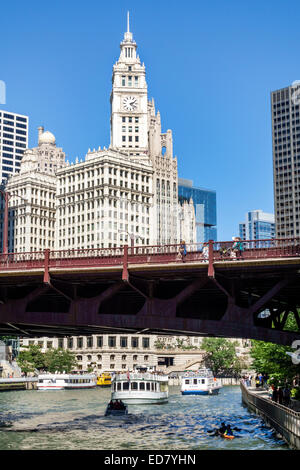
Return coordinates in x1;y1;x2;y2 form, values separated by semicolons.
0;259;300;345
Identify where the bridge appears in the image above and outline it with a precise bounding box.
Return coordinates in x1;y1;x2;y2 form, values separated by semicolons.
0;239;300;345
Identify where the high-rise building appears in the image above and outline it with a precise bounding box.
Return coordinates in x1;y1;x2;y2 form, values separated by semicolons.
178;178;217;243
110;15;179;245
4;127;66;252
4;15;190;252
0;110;28;182
239;210;275;241
271;83;300;238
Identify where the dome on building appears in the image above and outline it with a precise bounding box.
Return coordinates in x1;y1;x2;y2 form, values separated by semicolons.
38;130;56;145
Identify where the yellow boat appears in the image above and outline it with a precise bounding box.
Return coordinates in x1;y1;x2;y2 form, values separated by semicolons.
97;372;112;387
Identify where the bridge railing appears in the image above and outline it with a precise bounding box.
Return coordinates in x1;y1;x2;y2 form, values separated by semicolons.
127;243;204;264
0;238;300;271
49;247;124;267
0;250;46;269
212;238;300;262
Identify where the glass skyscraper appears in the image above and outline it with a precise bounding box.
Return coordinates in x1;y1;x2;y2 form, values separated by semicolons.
178;178;217;243
239;210;275;241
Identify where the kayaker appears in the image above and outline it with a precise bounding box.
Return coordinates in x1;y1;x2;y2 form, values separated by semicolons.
224;424;233;436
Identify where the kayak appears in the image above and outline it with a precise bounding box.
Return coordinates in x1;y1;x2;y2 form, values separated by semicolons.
221;434;235;440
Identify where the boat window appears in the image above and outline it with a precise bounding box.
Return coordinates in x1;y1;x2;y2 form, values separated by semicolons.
131;382;138;390
117;382;122;390
123;382;129;390
113;383;117;391
185;379;190;384
140;382;145;391
202;379;205;384
146;383;151;391
193;379;197;384
151;382;155;391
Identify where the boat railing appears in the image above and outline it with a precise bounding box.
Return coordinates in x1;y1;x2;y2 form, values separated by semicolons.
114;372;168;381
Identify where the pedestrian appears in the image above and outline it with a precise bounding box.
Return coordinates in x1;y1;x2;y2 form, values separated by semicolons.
272;386;278;402
277;387;283;405
283;385;291;407
202;242;209;262
231;236;244;260
179;240;187;262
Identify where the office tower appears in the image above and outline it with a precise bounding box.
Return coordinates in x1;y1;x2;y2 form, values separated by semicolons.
0;110;28;182
239;210;275;241
271;83;300;238
178;178;217;243
110;15;179;245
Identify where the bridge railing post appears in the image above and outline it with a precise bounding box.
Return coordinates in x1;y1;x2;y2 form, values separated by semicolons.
208;239;215;278
43;249;50;284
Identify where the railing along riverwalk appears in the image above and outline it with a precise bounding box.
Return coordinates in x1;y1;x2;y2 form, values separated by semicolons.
240;380;300;449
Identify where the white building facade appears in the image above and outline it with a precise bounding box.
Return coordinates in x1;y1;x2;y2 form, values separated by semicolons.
5;127;66;253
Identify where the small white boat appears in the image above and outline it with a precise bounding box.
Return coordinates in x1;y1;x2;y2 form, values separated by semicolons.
111;365;168;404
37;372;97;390
105;400;128;416
181;368;222;395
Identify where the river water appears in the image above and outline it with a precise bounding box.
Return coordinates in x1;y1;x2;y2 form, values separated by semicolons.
0;385;288;450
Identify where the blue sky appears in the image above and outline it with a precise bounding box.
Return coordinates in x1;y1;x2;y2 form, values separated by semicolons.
1;0;299;240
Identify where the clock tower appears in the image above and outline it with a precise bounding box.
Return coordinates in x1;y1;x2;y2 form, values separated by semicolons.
110;13;148;156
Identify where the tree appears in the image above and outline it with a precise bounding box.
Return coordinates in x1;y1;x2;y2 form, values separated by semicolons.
17;345;77;374
250;314;300;386
201;337;243;376
17;345;45;374
43;348;77;373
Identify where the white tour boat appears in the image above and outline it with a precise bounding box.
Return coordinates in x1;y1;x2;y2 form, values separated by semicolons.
181;368;222;395
111;366;169;404
37;372;97;390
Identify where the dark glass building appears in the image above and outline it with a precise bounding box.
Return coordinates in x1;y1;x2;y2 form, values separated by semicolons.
178;178;217;243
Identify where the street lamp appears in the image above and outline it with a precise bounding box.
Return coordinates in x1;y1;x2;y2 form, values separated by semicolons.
0;189;27;254
118;230;144;248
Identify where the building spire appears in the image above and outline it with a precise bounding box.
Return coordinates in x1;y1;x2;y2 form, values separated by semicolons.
123;11;134;43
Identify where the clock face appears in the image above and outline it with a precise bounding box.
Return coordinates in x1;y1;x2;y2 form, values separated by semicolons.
123;96;138;111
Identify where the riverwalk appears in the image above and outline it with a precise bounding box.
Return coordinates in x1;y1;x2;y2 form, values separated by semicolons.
0;377;37;391
240;381;300;449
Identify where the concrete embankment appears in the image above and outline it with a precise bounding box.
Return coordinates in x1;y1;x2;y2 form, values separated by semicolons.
240;381;300;449
0;378;37;391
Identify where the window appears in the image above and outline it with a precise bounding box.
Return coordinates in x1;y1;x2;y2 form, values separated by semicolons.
87;336;93;348
185;379;190;384
97;336;103;347
140;382;145;390
131;337;139;348
131;382;138;390
77;337;83;348
120;337;128;348
108;336;116;347
142;337;149;349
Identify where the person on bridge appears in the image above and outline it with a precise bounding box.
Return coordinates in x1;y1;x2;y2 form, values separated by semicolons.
231;237;244;260
179;240;187;262
202;242;209;262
